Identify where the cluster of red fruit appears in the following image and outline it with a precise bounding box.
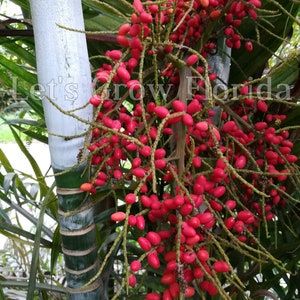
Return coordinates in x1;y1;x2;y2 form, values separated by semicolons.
80;0;297;298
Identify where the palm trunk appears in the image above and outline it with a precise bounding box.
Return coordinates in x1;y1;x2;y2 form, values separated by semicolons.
29;1;101;298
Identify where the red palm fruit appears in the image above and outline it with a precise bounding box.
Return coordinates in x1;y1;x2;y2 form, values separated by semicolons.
196;121;209;131
187;99;202;115
155;159;166;169
257;100;268;112
279;146;291;154
200;0;209;7
166;260;177;272
192;156;202;168
238;210;255;224
174;195;185;207
254;121;267;130
128;274;136;287
146;231;162;246
129;23;141;37
182;113;194;126
225;217;235;230
132;167;146;178
197;212;214;225
161;272;176;285
130;260;141;272
235;155;247;169
138;237;152;251
286;154;297;163
225;200;236;210
118;23;131;35
193;267;204;278
162;289;172;300
111;212;126;222
210;200;223;211
126;79;141;90
117;66;130;83
94;179;106;187
89;95;102;107
172;99;186;112
185;286;195;298
201;280;218;296
139;145;152;157
155;148;166;159
113;169;123;179
245;41;253;51
186;54;198;66
210;9;221;19
233;220;245;233
136;215;145;230
180;203;193;216
212;186;226;198
145;292;161;300
197;249;209;262
130;37;143;50
148;251;160;269
80;182;93;192
188;217;200;228
182;251;196;264
140;11;152;23
128;215;136;226
182;222;196;237
132;157;142;168
141;195;152;207
185;234;201;245
250;0;262;8
169;282;180;298
133;0;143;13
164;251;176;262
222;120;237;132
213;260;230;273
106;49;122;60
125;193;136;205
154;106;170;118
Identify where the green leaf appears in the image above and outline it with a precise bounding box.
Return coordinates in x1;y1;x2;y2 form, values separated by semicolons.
50;224;62;276
27;182;56;300
0;37;36;68
0;207;11;224
0;55;36;86
3;172;16;194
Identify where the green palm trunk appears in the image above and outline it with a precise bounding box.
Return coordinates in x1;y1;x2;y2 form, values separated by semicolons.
29;0;101;298
55;166;102;299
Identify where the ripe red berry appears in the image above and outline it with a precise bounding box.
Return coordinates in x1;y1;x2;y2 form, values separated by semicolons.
130;260;141;272
138;237;152;251
80;182;93;192
186;54;198;66
234;155;247;169
245;41;253;51
154;106;170;118
128;274;137;287
136;215;145;230
125;193;136;204
257;100;268;112
118;23;131;35
213;260;230;273
147;251;160;269
146;231;162;246
111;212;126;222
